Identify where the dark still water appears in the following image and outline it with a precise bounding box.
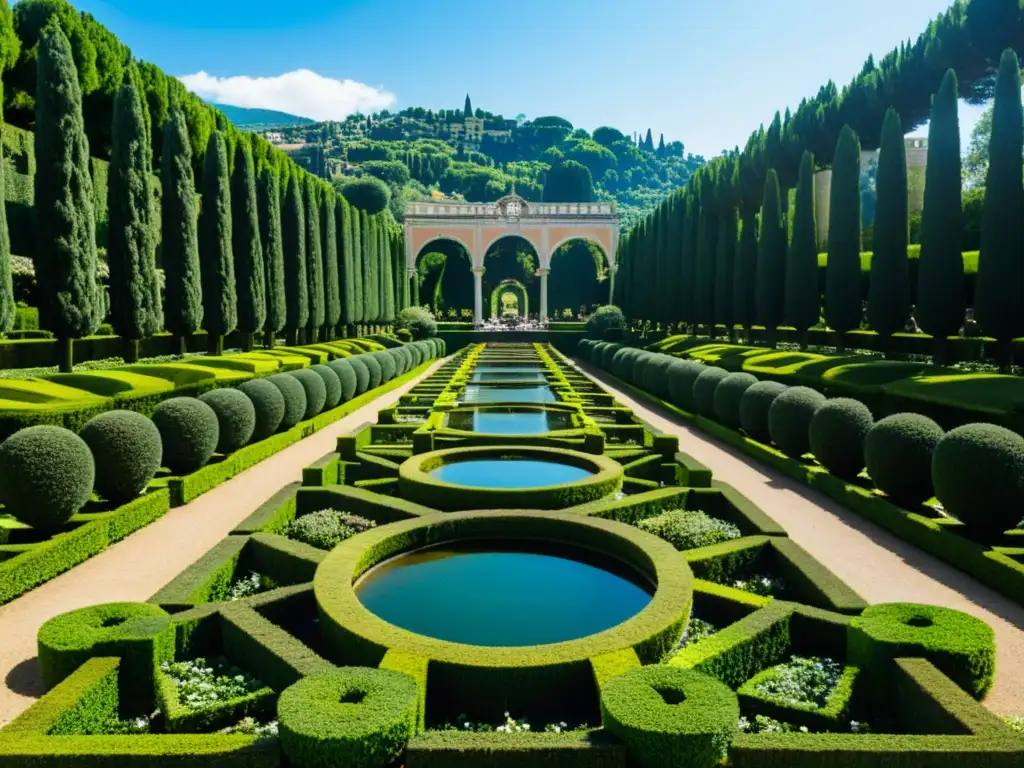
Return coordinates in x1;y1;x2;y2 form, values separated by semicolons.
356;541;653;646
430;459;592;488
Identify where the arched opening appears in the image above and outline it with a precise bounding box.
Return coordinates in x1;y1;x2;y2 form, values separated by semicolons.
414;238;474;321
483;235;540;320
549;238;608;319
489;279;529;319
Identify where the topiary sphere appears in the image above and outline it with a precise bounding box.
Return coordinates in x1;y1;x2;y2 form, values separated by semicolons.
373;350;397;383
614;348;643;380
396;345;414;373
237;378;286;440
347;356;371;394
80;410;162;504
641;354;677;399
151;397;219;475
808;398;874;479
310;365;342;410
932;423;1024;538
359;354;383;389
738;381;788;443
864;413;944;507
327;359;359;402
198;388;257;454
767;386;826;458
287;368;328;420
268;373;309;430
0;425;95;531
692;366;730;418
713;372;759;429
405;342;423;367
599;343;623;370
667;360;705;412
385;347;405;377
609;347;631;377
631;351;655;386
429;337;444;357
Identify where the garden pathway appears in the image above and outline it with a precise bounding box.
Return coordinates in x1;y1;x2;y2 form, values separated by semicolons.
0;359;444;727
576;359;1024;717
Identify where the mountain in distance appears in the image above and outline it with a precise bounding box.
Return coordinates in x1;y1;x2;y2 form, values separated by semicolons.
212;103;314;128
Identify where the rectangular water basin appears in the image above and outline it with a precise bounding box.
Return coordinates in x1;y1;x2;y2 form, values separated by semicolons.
459;385;556;404
444;408;574;434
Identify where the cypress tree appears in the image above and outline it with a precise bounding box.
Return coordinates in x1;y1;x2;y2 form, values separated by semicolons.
680;187;699;330
0;104;12;336
785;150;820;344
339;197;356;336
305;177;324;341
34;20;103;371
825;125;863;351
733;211;758;334
713;168;737;335
755;169;786;344
917;69;964;362
107;68;160;362
258;168;285;348
231;140;265;352
868;108;910;349
976;48;1024;364
362;211;378;327
282;173;307;344
162;108;202;355
198;131;236;356
380;218;395;322
695;171;718;333
322;191;340;339
352;208;365;332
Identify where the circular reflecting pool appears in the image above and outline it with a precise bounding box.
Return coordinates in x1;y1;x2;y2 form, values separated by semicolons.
355;541;653;646
429;458;592;488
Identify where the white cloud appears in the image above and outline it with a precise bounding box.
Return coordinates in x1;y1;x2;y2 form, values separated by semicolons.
177;69;396;120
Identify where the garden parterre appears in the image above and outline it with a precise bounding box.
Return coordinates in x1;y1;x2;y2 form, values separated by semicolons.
3;342;1018;767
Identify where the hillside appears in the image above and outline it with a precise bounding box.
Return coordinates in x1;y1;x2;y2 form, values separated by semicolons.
214;103;314;128
263;100;705;230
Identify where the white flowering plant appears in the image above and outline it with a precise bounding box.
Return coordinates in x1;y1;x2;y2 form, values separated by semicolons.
440;712;587;734
160;658;264;711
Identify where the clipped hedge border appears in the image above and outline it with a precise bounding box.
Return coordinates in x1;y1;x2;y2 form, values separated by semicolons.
404;729;626;768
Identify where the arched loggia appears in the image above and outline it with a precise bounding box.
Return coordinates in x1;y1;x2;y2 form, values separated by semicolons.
413;238;473;319
549;237;608;319
489;279;529;319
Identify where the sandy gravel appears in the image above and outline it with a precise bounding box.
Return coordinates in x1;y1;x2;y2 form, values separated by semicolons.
0;361;442;727
577;360;1024;717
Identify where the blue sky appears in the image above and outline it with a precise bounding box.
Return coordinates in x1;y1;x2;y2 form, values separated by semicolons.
61;0;985;158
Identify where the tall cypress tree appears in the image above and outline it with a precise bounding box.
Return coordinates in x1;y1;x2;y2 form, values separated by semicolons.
868;108;910;349
733;210;758;334
305;177;324;341
282;173;307;344
785;150;819;344
258;168;285;348
352;208;365;330
825;125;863;351
680;186;699;330
0;104;12;336
380;218;395;322
695;170;719;333
231;139;265;351
756;169;786;344
35;20;103;371
362;211;378;326
339;197;356;336
917;69;964;363
198;131;236;356
976;48;1024;364
322;191;340;339
713;167;737;334
107;68;160;362
162;108;202;355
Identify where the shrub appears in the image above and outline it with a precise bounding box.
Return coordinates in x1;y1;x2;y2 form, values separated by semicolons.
198;388;257;454
395;306;437;339
286;509;376;550
864;413;944;507
237;378;287;440
151;398;220;475
613;348;643;380
808;398;874;479
631;351;655;385
637;510;741;551
388;347;409;376
268;373;309;430
405;342;423;367
641;354;678;399
738;381;788;443
692;367;730;418
359;354;383;389
373;350;397;383
768;386;826;458
932;423;1024;537
288;369;328;420
395;328;412;342
0;425;95;531
327;359;359;402
599;342;623;370
713;373;758;429
310;364;342;410
80;411;162;504
278;668;418;768
601;665;739;768
347;356;371;394
338;176;391;215
667;360;705;412
586;305;626;340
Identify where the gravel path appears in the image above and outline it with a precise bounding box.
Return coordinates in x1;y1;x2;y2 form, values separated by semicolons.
577;360;1024;717
0;361;442;727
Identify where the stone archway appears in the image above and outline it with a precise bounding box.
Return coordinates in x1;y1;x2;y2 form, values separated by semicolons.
488;279;529;320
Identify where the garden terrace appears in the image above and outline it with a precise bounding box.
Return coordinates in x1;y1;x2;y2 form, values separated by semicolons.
3;342;1018;767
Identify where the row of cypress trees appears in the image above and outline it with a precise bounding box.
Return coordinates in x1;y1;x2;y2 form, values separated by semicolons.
616;55;1023;362
29;19;407;370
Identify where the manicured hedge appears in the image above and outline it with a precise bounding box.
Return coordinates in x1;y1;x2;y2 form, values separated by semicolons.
767;387;826;458
238;378;287;441
199;388;257;454
152;397;220;474
80;410;163;504
807;398;874;480
864;413;943;507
